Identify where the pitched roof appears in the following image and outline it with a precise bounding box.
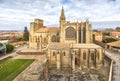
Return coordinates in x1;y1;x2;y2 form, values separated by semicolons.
73;44;102;49
48;43;70;50
107;40;120;48
48;43;102;50
36;27;59;33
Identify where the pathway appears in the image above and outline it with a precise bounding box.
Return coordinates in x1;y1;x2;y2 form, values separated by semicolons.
104;49;120;81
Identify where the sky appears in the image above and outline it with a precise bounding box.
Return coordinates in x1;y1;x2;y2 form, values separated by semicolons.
0;0;120;30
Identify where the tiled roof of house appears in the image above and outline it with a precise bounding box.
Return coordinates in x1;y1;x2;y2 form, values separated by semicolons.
48;43;70;50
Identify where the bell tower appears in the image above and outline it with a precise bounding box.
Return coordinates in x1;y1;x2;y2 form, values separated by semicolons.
60;6;66;42
60;6;66;21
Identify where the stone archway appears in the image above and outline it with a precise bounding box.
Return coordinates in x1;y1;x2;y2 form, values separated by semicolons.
51;35;57;42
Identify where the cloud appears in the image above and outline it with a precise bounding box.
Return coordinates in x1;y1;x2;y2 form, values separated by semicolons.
0;0;120;30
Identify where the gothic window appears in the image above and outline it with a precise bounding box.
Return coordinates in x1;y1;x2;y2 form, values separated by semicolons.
65;27;76;39
51;35;57;42
83;51;86;60
91;53;94;60
44;38;46;42
63;52;66;56
37;36;40;42
53;52;55;56
83;27;86;43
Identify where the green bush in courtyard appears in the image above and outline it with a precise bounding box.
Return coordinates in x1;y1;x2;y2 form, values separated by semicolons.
0;43;3;47
6;44;14;53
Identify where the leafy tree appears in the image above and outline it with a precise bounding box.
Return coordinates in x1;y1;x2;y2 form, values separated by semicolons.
102;38;117;43
116;27;120;32
22;27;29;41
6;44;14;53
103;32;110;36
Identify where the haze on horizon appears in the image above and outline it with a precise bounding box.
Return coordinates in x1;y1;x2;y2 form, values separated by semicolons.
0;0;120;30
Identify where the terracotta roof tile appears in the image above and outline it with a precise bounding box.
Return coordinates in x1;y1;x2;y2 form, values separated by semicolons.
36;27;59;33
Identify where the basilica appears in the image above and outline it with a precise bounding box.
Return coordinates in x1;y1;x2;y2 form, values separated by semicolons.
29;7;103;71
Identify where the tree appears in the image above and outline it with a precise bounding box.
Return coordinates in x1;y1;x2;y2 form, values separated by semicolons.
116;27;120;32
22;27;29;41
103;32;110;36
102;38;117;43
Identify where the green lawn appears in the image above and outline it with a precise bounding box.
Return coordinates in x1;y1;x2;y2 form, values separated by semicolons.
0;59;34;81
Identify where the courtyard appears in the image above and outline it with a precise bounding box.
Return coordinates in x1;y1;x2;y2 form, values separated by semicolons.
0;45;110;81
46;65;109;81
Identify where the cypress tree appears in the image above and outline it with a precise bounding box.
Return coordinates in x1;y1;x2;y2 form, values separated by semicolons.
23;27;29;41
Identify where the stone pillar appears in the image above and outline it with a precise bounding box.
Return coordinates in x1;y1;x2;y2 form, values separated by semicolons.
57;52;61;70
99;48;103;61
77;30;79;43
72;54;75;71
39;37;42;50
87;50;90;68
47;51;51;68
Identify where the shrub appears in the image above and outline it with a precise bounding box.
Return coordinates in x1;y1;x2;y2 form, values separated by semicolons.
0;43;3;47
102;38;117;43
6;44;14;53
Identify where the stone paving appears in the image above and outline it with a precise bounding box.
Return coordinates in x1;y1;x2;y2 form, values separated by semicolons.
104;49;120;81
46;69;101;81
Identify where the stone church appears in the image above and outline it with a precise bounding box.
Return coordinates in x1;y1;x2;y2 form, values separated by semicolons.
29;7;103;71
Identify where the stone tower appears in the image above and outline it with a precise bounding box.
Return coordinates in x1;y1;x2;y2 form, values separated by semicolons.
60;7;66;43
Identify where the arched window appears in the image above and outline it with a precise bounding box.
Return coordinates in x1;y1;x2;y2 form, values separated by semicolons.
53;52;55;56
65;27;76;39
63;52;66;56
51;35;57;42
91;53;94;60
38;36;40;41
83;51;86;60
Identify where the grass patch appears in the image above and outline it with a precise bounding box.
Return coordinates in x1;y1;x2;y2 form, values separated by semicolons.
0;59;34;81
